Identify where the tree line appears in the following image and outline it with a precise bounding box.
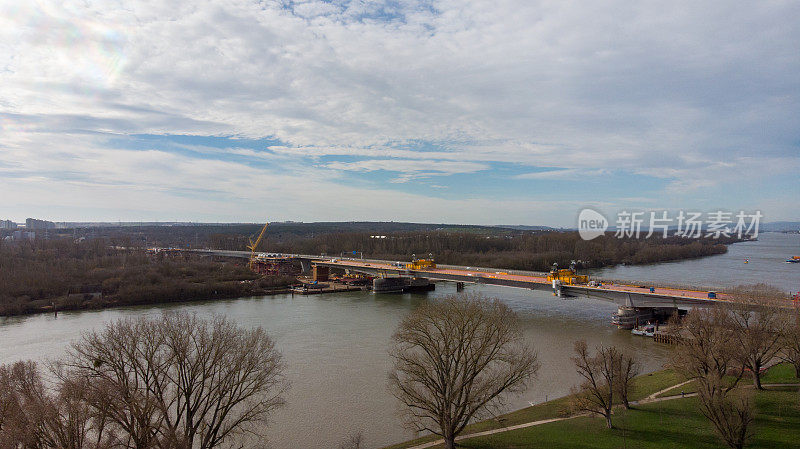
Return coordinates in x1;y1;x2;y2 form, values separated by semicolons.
7;222;501;251
263;230;735;272
0;239;294;316
7;224;737;273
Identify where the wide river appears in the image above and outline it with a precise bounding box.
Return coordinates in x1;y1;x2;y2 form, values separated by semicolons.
1;232;797;448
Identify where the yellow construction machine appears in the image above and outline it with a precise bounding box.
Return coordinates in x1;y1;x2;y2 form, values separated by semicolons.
406;254;436;270
247;222;269;269
546;261;588;285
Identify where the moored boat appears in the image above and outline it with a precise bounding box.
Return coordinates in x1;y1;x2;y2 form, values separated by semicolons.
632;324;656;337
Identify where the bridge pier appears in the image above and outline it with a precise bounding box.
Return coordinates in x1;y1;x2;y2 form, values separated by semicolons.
612;306;680;329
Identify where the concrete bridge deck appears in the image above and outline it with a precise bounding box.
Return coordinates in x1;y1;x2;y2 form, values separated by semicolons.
315;259;724;308
186;249;725;308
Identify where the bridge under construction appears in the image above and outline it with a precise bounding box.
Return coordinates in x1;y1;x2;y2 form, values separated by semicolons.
191;249;726;310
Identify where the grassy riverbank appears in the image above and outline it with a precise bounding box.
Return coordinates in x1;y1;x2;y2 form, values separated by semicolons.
384;364;800;449
458;390;799;449
655;363;800;399
383;369;686;449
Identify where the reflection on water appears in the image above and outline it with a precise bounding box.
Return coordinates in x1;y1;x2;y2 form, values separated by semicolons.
0;233;795;448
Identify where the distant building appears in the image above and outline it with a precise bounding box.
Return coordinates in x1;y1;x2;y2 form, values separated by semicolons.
25;218;55;229
67;285;103;303
12;230;35;241
0;219;16;229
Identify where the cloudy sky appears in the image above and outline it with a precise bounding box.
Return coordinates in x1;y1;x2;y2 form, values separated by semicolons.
1;0;798;226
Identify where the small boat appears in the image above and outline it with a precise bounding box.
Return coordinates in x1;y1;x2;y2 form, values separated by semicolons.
744;258;749;264
786;256;800;264
632;324;656;337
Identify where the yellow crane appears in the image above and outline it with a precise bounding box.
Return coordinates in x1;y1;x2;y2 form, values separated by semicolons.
247;222;269;269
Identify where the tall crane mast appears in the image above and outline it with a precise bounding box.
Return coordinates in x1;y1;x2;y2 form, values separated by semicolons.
247;222;269;269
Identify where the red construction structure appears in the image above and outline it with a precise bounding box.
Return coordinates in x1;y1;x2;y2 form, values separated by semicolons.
251;257;300;276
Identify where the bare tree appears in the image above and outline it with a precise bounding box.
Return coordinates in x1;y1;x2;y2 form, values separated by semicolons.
0;361;97;449
59;312;288;449
0;365;13;442
779;303;800;378
570;341;619;428
614;350;640;410
0;361;38;448
727;284;788;389
59;315;178;449
671;307;755;449
389;293;538;449
696;377;754;449
670;307;743;391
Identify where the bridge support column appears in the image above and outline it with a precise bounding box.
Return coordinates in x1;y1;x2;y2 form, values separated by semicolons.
312;266;329;282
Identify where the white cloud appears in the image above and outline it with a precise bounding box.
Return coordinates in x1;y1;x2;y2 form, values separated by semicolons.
324;159;487;176
0;130;584;224
1;0;798;223
515;168;611;180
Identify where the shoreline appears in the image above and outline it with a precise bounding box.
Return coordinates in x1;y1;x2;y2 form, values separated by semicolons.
0;286;294;320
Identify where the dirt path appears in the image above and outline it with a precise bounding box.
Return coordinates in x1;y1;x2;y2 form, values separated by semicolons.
404;416;575;449
642;379;694;401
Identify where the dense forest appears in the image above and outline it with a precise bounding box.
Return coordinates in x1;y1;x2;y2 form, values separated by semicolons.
13;221;733;273
0;239;294;316
27;222;511;250
260;231;737;272
147;224;736;272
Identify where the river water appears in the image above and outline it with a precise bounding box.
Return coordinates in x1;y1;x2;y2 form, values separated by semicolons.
0;232;797;448
590;232;800;291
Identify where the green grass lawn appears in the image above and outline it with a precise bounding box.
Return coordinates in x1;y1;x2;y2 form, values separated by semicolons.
383;364;800;449
656;363;800;398
457;389;800;449
628;369;685;400
383;368;686;449
381;395;578;449
760;363;800;384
